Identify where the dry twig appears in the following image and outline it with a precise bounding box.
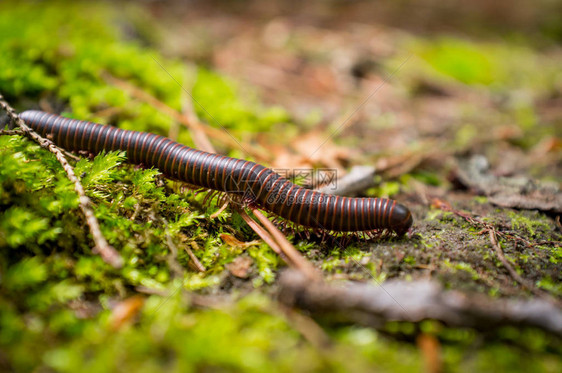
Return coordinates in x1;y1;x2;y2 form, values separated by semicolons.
210;200;230;219
237;208;321;281
238;209;286;257
488;230;554;301
103;73;269;161
180;84;216;153
251;208;321;281
164;232;187;278
185;241;206;273
280;305;332;349
278;269;562;337
417;334;442;373
0;128;23;136
0;94;123;268
432;198;560;304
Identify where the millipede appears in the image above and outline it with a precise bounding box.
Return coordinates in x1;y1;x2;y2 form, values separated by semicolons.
19;110;413;237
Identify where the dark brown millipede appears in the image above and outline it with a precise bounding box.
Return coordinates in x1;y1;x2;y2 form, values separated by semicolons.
19;110;413;237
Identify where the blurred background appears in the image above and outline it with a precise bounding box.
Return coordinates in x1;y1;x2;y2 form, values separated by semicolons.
134;0;562;175
3;0;561;179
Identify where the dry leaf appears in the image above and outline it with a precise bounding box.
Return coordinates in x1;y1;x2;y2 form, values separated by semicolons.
226;256;253;278
431;198;451;210
220;234;260;249
455;155;562;213
110;296;145;330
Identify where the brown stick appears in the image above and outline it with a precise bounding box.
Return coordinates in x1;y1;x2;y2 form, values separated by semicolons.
488;230;556;303
278;269;562;337
163;227;187;278
432;198;560;304
185;241;206;273
0;94;123;268
0;128;23;136
251;208;321;281
238;209;285;258
209;201;230;219
280;305;332;349
238;208;322;283
180;85;216;153
417;334;442;373
103;73;269;161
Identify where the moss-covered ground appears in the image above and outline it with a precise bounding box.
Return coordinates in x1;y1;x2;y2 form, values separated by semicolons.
0;1;561;372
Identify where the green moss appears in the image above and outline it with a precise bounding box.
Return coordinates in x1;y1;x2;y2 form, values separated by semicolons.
454;123;480;148
372;181;401;198
398;35;562;133
537;277;562;296
411;37;557;90
410;171;442;186
474;196;489;204
418;38;502;85
452;262;480;281
403;256;416;266
192;69;289;133
507;211;552;237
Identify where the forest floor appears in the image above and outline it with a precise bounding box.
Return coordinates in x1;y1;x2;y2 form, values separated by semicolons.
0;1;561;372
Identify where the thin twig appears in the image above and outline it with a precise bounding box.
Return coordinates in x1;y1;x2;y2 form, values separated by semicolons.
1;122;86;162
280;305;332;349
0;128;24;136
417;334;442;373
180;82;216;153
0;94;123;268
210;200;230;219
186;241;206;272
164;233;186;278
251;208;321;281
432;198;560;304
279;269;562;337
488;230;556;303
60;148;82;162
238;209;285;257
103;73;269;161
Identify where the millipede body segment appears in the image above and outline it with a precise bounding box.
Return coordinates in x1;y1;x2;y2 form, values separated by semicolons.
20;110;413;235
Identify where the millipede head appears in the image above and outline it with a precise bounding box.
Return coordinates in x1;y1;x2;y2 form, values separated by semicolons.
389;202;413;236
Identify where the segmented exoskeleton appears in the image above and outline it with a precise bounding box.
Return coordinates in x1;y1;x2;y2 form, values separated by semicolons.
20;110;413;236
